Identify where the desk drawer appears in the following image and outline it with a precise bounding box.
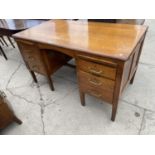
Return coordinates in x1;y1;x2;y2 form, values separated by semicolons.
18;42;47;74
78;70;115;103
77;59;116;80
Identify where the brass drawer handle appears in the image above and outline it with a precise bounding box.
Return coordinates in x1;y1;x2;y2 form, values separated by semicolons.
89;68;103;75
32;65;38;70
89;79;102;86
88;90;102;98
28;56;34;61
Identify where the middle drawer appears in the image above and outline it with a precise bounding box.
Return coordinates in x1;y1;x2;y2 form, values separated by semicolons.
78;70;115;103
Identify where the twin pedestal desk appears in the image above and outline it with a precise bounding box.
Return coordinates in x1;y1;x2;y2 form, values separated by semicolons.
13;20;148;121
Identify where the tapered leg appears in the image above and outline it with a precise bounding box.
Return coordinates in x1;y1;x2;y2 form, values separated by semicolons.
0;38;4;46
30;71;38;83
80;91;85;106
130;72;136;84
13;116;22;125
0;45;7;60
7;36;15;48
111;102;118;121
1;36;8;46
47;75;54;91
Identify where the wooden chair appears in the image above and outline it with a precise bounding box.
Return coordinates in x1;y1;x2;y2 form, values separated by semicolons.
0;35;15;48
0;35;16;60
0;90;22;130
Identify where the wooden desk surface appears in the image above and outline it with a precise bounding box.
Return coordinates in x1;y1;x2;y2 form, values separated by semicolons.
13;19;148;61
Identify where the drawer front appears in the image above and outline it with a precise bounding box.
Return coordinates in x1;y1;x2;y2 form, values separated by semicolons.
77;59;116;80
18;42;47;74
78;70;115;103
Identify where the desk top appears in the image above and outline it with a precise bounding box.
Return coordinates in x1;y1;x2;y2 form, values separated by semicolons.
13;20;148;61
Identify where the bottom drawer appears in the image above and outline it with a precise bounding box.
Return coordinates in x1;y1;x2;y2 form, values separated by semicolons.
78;71;115;103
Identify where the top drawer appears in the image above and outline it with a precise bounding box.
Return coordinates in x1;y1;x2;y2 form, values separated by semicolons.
77;58;117;80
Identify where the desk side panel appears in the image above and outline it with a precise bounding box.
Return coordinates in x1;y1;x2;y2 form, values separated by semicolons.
120;33;146;93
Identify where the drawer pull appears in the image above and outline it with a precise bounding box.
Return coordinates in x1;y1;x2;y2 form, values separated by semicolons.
89;79;102;86
88;90;102;98
28;56;34;61
89;68;103;75
32;65;38;70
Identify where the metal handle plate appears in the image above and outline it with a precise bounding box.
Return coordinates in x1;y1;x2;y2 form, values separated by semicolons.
28;56;34;61
89;90;102;98
89;67;103;75
32;65;38;70
89;79;102;86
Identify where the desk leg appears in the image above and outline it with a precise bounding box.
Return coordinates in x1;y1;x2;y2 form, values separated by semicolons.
30;71;38;83
111;63;123;121
47;75;54;91
0;46;7;60
130;71;136;84
111;100;119;121
80;91;85;106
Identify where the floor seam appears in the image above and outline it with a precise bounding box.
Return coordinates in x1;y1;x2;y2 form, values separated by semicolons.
6;63;21;89
138;109;146;135
6;89;37;105
139;61;155;67
37;84;46;134
40;102;46;135
120;98;155;113
45;87;78;108
4;64;37;104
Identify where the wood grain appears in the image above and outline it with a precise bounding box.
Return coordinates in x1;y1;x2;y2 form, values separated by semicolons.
13;20;148;61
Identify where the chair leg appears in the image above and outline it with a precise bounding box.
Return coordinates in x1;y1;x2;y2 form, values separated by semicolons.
47;75;54;91
0;45;7;60
1;36;8;46
130;72;136;84
0;38;4;46
7;36;15;48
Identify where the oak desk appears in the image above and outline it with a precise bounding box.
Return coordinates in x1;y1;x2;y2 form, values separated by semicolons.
13;20;148;121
